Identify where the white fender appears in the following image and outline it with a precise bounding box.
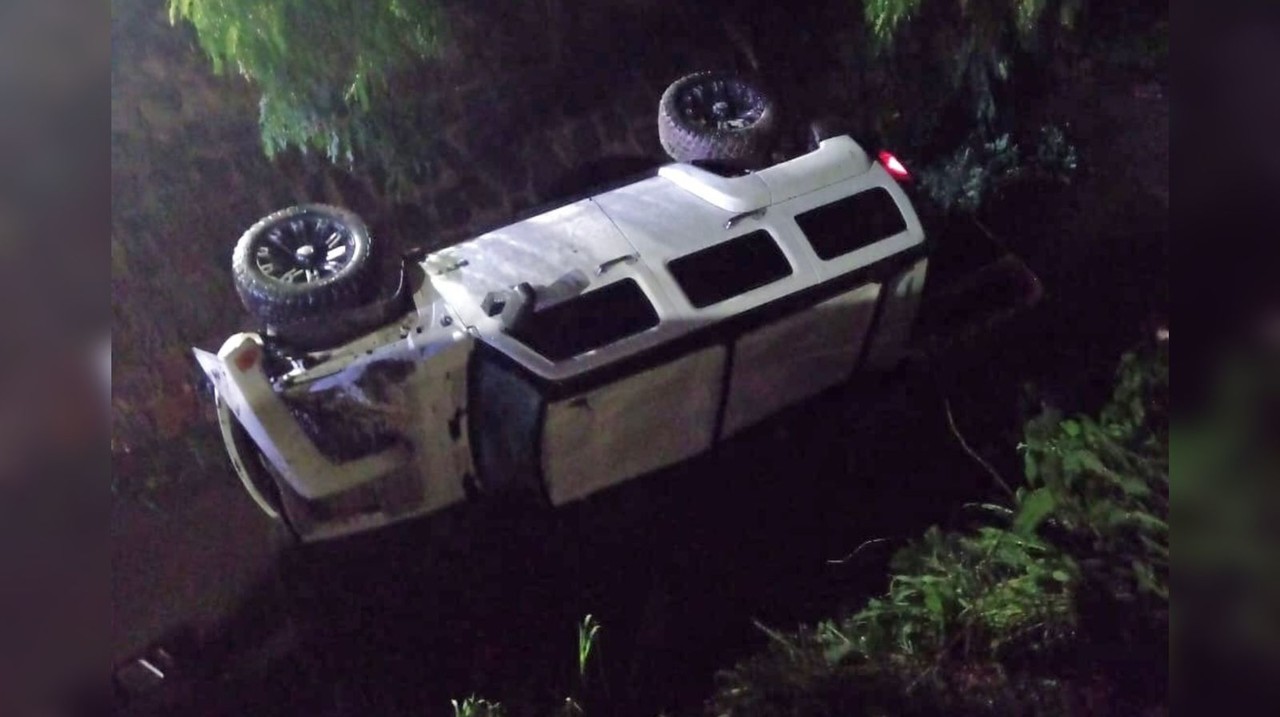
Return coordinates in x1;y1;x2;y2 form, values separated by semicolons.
193;333;411;500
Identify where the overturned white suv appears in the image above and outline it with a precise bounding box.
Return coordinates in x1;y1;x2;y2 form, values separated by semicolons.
194;73;980;542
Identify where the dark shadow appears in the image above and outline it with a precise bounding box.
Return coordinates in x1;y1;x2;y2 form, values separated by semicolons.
105;330;1046;717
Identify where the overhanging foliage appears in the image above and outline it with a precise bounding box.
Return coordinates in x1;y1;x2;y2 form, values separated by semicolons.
168;0;446;163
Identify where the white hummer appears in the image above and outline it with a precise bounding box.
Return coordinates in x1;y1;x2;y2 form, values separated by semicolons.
194;72;1025;542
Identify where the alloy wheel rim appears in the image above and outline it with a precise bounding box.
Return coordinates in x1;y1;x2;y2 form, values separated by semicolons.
253;213;356;284
678;78;764;131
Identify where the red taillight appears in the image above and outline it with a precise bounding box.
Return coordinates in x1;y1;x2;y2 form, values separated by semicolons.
878;150;911;182
233;345;261;372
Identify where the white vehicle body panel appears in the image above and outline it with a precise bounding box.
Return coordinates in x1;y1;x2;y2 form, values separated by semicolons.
654;135;871;212
592;177;819;320
194;333;412;500
656;164;772;213
720;282;882;438
541;344;727;505
211;387;283;521
392;335;474;513
426;199;635;330
767;167;924;285
195;135;933;541
195;275;477;536
428;137;922;383
752;135;871;204
862;257;930;370
427;198;684;383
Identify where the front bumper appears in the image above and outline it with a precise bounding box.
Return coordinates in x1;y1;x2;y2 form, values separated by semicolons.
192;333;412;502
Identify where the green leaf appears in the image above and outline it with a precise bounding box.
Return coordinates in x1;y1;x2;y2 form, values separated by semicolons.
1132;560;1168;599
1024;451;1039;482
923;586;944;617
1050;570;1070;582
1062;420;1081;437
1074;449;1111;476
1013;488;1057;536
1123;511;1168;534
1115;475;1153;497
823;641;856;665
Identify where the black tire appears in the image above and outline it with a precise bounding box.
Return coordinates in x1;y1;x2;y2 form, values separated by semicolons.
658;71;779;167
232;204;381;330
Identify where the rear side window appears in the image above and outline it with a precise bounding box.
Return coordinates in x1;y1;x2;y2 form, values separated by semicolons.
509;278;659;361
795;188;907;261
668;230;793;308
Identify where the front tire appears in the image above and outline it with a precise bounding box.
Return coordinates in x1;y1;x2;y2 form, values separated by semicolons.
232;204;382;335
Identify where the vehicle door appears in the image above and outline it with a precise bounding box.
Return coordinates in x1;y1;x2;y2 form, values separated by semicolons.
584;179;817;489
717;178;922;438
521;274;728;506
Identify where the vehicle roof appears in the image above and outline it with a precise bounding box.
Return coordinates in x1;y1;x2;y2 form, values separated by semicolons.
655;134;871;212
425;136;921;382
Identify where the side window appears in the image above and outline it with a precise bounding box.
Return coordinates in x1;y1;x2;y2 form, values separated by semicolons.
667;230;793;309
794;187;907;261
509;278;659;361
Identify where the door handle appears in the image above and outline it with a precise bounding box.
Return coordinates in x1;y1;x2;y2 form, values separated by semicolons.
724;206;766;230
596;253;638;276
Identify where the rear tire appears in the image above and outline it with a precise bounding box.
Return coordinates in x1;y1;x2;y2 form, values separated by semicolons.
232;204;383;345
657;71;779;168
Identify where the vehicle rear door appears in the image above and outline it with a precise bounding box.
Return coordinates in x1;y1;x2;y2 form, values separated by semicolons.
716;176;922;438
